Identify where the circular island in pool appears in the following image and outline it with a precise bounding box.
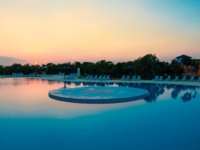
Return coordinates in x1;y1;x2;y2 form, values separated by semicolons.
49;86;149;104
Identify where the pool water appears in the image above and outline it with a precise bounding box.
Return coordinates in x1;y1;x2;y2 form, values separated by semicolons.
0;78;200;150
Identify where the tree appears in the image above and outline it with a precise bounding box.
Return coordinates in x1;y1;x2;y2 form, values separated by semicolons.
181;57;192;66
0;65;3;75
115;62;125;78
133;54;160;79
95;60;111;75
0;53;187;78
21;64;31;75
191;59;199;74
169;59;184;76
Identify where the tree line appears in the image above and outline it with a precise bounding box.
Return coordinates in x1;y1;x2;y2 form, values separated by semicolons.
0;54;197;79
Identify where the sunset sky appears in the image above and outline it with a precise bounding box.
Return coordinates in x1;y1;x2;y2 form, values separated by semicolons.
0;0;200;66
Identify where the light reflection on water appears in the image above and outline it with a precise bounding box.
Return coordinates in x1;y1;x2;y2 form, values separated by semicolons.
0;78;146;119
1;78;200;150
0;78;200;119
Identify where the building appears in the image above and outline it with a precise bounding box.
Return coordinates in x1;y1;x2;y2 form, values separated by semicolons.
176;55;192;64
175;54;200;76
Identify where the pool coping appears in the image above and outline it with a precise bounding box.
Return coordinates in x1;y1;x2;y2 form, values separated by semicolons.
49;86;150;104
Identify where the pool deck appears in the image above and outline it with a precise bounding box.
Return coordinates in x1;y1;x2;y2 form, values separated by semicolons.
1;75;199;86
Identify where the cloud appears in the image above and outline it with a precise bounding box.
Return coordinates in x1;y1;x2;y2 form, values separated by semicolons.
0;56;27;66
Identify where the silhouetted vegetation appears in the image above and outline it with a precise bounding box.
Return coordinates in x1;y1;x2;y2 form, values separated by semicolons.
0;54;186;79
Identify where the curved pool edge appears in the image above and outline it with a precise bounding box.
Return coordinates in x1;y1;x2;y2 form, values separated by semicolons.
48;87;150;104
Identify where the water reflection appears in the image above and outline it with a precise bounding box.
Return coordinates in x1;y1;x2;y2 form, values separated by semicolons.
59;81;200;103
126;83;199;102
2;78;199;103
74;81;81;86
1;78;200;119
47;80;61;85
0;78;146;118
63;81;67;88
1;78;200;150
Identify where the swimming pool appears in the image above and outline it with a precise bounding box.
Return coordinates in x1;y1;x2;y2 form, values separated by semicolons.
1;78;200;150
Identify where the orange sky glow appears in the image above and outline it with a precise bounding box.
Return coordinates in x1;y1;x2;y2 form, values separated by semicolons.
0;0;200;66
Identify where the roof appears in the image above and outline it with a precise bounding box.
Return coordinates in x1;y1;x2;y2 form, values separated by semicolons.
176;54;192;59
